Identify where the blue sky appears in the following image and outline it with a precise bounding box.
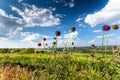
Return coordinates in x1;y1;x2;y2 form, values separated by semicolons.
0;0;120;48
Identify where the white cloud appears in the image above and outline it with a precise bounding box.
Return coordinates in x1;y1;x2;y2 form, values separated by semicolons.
76;17;83;22
22;33;40;42
88;39;96;44
85;0;120;27
93;30;101;33
0;9;23;38
11;4;60;27
64;31;78;39
54;0;75;8
18;0;23;3
64;0;75;8
95;33;114;39
0;39;37;48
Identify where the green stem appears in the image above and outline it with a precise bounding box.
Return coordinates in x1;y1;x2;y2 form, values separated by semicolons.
102;31;104;48
94;47;97;54
64;33;71;51
56;36;58;50
102;31;104;57
105;29;113;56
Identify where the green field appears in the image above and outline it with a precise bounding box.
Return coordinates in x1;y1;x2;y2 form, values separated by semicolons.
0;50;120;80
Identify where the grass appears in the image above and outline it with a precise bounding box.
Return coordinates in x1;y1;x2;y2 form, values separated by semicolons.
0;52;120;80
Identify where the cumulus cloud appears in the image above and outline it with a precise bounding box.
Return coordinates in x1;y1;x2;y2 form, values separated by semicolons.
11;4;60;27
54;0;75;8
0;3;61;39
0;9;23;38
85;0;120;27
22;33;40;42
76;17;83;22
64;31;78;39
18;0;23;3
93;30;101;33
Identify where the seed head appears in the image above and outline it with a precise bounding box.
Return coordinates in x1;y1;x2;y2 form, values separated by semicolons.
112;24;119;30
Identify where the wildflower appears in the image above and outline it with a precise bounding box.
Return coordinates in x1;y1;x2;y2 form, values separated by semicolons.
38;43;41;46
112;24;119;30
71;27;76;32
90;54;94;58
102;25;111;31
55;30;61;36
46;43;48;46
112;45;117;50
54;37;56;40
52;41;57;46
72;42;74;45
91;44;95;48
43;38;46;41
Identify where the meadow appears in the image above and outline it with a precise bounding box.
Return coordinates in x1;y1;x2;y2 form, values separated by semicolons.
0;48;120;80
0;25;120;80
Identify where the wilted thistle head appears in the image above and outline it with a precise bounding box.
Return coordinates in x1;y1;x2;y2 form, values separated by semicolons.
46;43;48;46
72;42;74;45
102;25;111;31
91;44;95;48
112;24;119;30
71;27;76;32
55;30;61;36
38;42;41;46
90;54;94;58
112;45;117;49
43;38;46;41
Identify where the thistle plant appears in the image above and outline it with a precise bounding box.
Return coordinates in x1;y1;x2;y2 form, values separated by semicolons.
64;26;76;51
55;30;61;49
102;24;119;56
102;25;111;56
43;37;46;49
91;44;97;54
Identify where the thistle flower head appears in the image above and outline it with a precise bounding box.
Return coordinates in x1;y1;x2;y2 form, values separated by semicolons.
102;25;111;31
43;38;46;41
112;45;117;49
54;37;56;40
90;54;94;58
91;44;95;48
112;24;119;30
72;42;74;45
71;27;76;32
52;41;57;46
46;43;48;46
55;30;61;36
38;42;41;46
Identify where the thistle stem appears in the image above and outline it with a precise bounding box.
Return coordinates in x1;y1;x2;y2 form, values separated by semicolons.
105;29;113;56
64;33;71;51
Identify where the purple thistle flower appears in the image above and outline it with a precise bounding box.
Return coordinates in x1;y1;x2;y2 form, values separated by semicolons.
102;25;111;31
38;42;41;46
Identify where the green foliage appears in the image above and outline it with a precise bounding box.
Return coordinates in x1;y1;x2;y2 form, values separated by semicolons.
0;53;120;80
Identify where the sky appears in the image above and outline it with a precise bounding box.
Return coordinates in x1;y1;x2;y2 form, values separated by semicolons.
0;0;120;48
